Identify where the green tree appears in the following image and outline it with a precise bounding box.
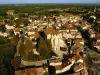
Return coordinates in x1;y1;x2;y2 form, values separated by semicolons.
0;36;16;75
9;20;15;26
23;19;30;26
46;39;53;51
9;30;14;36
0;9;7;16
24;38;34;52
10;34;19;46
0;16;4;20
38;37;50;59
0;24;6;32
14;18;21;27
18;40;25;58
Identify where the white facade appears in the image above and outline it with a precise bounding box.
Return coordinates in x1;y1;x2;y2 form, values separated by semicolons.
14;32;20;35
5;25;15;30
28;32;35;36
97;39;100;42
28;19;32;22
47;33;66;51
0;32;9;37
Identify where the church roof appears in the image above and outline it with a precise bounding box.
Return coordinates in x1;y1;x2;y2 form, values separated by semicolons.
44;27;58;35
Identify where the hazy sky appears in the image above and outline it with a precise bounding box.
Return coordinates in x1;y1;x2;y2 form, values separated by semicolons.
0;0;100;4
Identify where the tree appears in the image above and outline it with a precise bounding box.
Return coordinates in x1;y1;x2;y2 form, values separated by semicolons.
0;9;7;16
10;34;20;46
14;19;30;27
0;16;4;20
14;18;21;27
0;36;16;75
36;36;57;59
38;37;50;59
18;40;25;58
23;19;30;26
46;39;53;51
9;30;14;36
24;38;34;53
9;20;15;26
0;24;6;32
39;31;47;40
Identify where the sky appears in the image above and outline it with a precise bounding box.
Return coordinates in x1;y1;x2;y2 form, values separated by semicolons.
0;0;100;4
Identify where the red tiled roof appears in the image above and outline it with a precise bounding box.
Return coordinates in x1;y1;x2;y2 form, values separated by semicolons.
70;27;77;30
14;28;20;32
25;67;44;75
73;64;84;73
34;32;40;38
29;34;35;37
95;33;100;40
74;15;80;17
25;68;36;75
29;32;40;38
73;55;82;61
96;20;100;23
73;50;79;55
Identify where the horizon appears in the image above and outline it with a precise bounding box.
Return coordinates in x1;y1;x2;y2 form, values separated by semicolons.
0;3;100;5
0;0;100;4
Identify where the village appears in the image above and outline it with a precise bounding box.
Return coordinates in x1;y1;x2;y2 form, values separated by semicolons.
0;4;100;75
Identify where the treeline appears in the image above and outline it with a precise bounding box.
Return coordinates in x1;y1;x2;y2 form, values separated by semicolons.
0;4;100;15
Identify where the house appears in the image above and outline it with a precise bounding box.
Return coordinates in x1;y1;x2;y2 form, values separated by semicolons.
94;33;100;49
14;28;21;35
5;24;15;30
73;54;83;64
29;34;35;40
61;58;75;74
76;34;83;40
25;67;44;75
28;30;35;36
48;58;75;74
15;70;25;75
14;17;18;20
29;32;40;40
96;19;100;23
44;26;66;51
33;49;40;55
70;27;77;32
48;54;85;74
19;23;24;27
28;19;33;23
73;64;84;73
6;10;15;15
71;70;85;75
95;33;100;42
0;32;9;37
